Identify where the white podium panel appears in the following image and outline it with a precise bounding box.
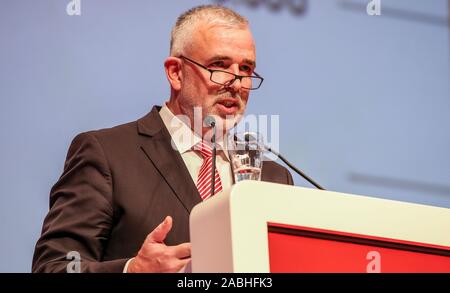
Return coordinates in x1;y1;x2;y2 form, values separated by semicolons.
190;181;450;272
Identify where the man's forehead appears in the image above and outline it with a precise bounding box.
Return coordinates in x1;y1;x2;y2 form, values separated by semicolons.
189;24;256;63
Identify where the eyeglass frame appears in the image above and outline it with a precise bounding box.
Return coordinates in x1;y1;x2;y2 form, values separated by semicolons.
179;55;264;90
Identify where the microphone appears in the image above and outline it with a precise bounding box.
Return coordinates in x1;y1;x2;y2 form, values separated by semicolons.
204;116;217;197
242;132;325;190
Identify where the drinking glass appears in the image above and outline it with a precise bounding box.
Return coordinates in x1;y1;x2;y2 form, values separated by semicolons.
228;132;264;182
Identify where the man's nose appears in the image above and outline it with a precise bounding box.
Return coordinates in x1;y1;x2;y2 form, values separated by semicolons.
225;64;243;91
225;77;242;92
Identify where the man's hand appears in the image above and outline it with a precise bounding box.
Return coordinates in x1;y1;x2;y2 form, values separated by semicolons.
127;216;191;273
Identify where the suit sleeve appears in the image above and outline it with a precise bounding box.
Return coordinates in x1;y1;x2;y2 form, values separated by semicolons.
32;132;129;273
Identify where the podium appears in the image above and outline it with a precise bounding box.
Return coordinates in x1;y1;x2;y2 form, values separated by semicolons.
189;181;450;272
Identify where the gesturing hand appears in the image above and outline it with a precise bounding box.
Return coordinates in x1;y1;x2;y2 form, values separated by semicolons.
127;216;191;273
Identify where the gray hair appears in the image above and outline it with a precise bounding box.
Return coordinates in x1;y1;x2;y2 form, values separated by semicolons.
170;5;249;56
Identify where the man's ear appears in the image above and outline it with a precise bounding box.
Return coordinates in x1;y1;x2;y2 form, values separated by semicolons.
164;57;182;91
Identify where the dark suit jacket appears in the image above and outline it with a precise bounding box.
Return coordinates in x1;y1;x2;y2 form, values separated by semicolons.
32;106;293;273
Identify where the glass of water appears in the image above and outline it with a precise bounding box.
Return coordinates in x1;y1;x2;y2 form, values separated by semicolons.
228;132;264;182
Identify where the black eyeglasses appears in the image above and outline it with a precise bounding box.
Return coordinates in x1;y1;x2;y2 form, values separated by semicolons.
179;55;264;90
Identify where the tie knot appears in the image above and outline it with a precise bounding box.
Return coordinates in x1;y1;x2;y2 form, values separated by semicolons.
195;141;213;158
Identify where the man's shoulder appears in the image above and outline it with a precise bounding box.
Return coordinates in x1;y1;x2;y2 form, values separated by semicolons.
87;119;138;141
69;119;137;148
73;107;161;146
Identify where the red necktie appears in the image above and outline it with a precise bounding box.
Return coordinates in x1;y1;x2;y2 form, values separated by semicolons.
196;141;223;200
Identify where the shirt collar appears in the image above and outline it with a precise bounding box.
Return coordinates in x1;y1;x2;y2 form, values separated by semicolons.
159;103;230;160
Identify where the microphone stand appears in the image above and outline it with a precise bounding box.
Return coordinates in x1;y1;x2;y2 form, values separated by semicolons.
210;124;217;197
204;116;217;197
239;132;325;190
264;145;325;190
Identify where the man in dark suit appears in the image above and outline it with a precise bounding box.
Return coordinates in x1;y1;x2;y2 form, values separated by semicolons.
32;5;293;273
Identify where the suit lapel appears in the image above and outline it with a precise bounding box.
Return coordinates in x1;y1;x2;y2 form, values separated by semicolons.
137;106;202;213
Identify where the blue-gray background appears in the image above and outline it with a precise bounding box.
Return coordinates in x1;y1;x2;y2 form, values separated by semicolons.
0;0;449;272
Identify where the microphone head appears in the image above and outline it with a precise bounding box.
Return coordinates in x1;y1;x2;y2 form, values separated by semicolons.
204;116;216;127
